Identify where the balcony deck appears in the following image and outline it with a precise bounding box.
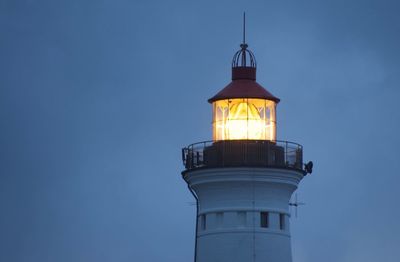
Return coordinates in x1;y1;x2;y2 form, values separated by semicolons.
182;140;304;173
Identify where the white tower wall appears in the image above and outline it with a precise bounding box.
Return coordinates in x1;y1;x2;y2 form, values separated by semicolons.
184;167;303;262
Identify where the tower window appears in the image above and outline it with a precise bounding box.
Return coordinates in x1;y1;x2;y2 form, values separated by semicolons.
260;212;269;228
200;214;206;231
279;214;285;230
216;212;224;228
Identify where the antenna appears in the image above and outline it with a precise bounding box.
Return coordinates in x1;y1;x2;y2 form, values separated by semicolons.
289;193;306;218
243;12;246;45
240;12;248;49
239;12;249;67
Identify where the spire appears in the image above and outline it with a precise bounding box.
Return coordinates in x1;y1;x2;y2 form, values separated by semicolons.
241;12;247;49
232;12;256;68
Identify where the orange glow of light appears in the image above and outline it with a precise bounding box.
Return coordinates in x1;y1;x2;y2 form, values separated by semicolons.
212;98;276;141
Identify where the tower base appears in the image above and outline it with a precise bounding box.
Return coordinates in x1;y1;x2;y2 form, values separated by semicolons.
183;167;303;262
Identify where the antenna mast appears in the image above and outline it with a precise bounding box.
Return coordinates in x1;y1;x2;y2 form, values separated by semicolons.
243;12;246;45
289;193;306;218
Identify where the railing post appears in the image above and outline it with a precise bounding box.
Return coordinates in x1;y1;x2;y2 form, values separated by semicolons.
285;142;288;167
203;141;206;167
244;140;247;165
222;140;225;167
191;146;194;169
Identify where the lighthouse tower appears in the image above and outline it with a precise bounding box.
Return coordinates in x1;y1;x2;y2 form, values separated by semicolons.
181;31;311;262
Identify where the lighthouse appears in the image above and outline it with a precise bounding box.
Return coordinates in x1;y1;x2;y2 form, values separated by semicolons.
181;26;312;262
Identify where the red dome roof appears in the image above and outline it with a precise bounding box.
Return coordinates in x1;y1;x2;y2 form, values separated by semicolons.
208;67;280;103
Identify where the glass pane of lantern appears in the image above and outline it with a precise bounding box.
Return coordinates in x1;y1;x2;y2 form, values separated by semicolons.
212;98;276;141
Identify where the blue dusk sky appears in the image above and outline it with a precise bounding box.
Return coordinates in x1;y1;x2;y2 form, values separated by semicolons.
1;1;399;261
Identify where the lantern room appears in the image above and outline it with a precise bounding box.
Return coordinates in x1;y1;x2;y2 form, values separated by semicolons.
208;43;280;141
182;38;306;172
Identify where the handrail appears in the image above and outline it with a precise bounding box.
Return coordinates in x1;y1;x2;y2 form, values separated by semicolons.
182;140;304;172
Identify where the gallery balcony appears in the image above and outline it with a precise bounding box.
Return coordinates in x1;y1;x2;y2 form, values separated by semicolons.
182;140;304;173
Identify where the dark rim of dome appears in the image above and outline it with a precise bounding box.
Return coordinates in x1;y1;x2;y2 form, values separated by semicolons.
207;80;280;103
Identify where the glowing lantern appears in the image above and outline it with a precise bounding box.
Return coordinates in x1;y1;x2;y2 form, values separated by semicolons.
208;43;279;141
212;98;276;140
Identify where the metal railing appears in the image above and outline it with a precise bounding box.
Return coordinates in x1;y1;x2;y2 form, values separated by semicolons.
182;140;303;172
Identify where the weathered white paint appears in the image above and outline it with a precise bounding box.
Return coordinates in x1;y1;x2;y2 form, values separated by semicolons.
183;167;304;262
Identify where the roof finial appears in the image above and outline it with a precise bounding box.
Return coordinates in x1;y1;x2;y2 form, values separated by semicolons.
241;12;248;50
